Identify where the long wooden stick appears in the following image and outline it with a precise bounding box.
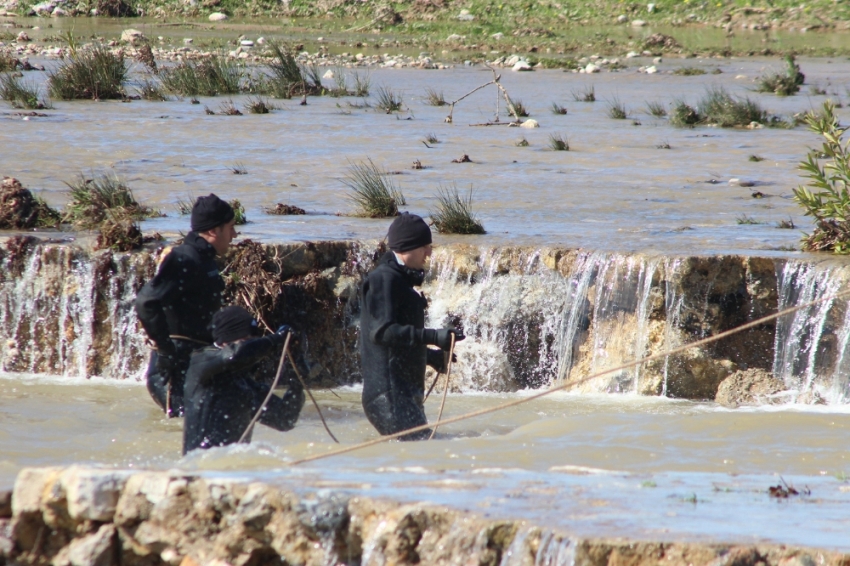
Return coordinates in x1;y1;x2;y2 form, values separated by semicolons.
287;287;850;466
239;333;291;443
428;334;456;440
287;350;339;443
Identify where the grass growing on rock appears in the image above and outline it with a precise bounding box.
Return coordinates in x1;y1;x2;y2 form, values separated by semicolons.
0;177;61;229
343;158;406;218
138;76;168;101
424;133;439;144
230;199;248;224
375;85;402;112
0;73;51;109
549;134;569;151
260;41;321;98
48;44;127;100
699;86;768;127
607;98;627;119
646;101;667;117
672;67;707;76
96;213;143;252
158;56;242;97
572;85;595;102
757;55;805;96
551;102;567;115
62;173;157;228
669;100;701;127
244;96;277;113
425;87;447;106
0;52;17;73
430;184;485;235
507;98;529;117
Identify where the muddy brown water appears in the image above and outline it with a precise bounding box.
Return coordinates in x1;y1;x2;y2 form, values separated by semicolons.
3;31;850;550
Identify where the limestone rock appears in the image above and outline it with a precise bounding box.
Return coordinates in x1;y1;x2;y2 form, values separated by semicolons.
716;368;785;407
60;466;131;522
208;11;227;21
56;524;116;566
512;60;532;71
631;19;647;26
519;119;539;128
120;29;146;45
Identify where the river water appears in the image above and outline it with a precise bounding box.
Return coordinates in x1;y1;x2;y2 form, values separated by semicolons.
3;25;850;551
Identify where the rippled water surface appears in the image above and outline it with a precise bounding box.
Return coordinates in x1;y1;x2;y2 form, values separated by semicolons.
2;375;850;549
3;54;849;254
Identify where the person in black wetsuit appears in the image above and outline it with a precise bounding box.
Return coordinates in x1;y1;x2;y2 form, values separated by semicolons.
135;194;237;417
183;306;305;455
359;212;465;441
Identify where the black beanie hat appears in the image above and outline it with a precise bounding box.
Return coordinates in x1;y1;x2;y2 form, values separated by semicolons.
211;306;260;344
387;212;432;252
191;194;235;233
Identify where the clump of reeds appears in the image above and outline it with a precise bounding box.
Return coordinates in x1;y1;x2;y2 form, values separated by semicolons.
0;73;51;109
515;137;529;147
261;41;303;98
507;97;529;117
809;85;827;96
425;87;447;106
607;97;627;119
158;56;242;97
375;85;402;112
244;96;276;113
265;203;306;215
218;98;243;115
96;213;142;251
669;100;702;127
749;154;765;162
48;44;127;100
777;217;796;229
549;133;569;151
62;173;157;228
230;162;247;175
351;71;370;97
138;76;168;101
551;102;567;115
756;55;804;96
0;52;18;72
572;85;595;102
176;196;194;215
699;86;767;127
656;140;672;149
646;100;667;117
230;199;247;224
430;184;486;235
672;67;706;76
736;214;762;225
424;133;439;144
343;158;406;218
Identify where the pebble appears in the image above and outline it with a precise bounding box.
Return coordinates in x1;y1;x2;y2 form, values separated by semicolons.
183;38;193;44
446;34;464;42
631;19;647;26
729;178;755;187
120;29;145;44
208;12;227;21
584;63;600;73
256;37;265;45
16;31;30;42
617;15;628;23
240;40;254;47
645;65;658;74
653;56;662;64
457;9;474;21
491;32;504;39
512;60;533;72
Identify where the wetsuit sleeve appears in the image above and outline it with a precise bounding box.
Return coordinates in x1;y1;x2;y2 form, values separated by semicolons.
252;379;305;432
194;336;281;386
135;251;181;352
364;274;424;347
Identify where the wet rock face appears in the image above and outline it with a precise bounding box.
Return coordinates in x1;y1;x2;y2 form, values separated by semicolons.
0;178;59;230
6;467;850;566
716;368;786;408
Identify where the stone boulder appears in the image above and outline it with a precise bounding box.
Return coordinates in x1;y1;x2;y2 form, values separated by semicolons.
715;368;785;407
0;177;59;229
120;29;146;45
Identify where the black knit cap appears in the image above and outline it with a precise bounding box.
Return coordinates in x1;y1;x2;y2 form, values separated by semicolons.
211;306;260;344
387;212;432;252
191;193;235;233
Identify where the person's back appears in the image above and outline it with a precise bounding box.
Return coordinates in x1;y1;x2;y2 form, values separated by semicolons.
182;306;304;455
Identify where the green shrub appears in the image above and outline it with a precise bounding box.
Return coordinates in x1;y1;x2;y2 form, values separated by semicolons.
0;73;50;109
699;86;767;127
343;158;406;217
669;100;701;127
430;185;485;235
793;101;850;253
756;55;805;96
63;173;157;228
48;44;127;100
158;56;242;97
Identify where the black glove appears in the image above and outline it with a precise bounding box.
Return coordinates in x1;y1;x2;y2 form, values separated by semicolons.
155;350;178;382
276;325;293;336
422;327;466;351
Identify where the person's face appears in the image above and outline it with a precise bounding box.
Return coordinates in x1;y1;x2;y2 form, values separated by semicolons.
398;244;432;271
201;220;237;255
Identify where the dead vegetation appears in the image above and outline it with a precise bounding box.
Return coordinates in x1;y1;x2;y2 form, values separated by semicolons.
266;203;306;215
0;177;61;229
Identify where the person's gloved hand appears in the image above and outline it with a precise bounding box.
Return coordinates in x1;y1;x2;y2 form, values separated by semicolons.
155;350;178;382
276;325;293;336
423;327;465;350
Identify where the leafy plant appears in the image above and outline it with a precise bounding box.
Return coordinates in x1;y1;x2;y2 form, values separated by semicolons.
507;97;529;117
138;76;168;101
230;199;247;224
756;55;805;96
244;96;277;114
343;158;406;217
430;184;485;234
424;133;439;144
515;137;529;147
792;101;850;253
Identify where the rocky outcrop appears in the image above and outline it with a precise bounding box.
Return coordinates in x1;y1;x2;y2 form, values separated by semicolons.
715;368;787;407
3;466;849;566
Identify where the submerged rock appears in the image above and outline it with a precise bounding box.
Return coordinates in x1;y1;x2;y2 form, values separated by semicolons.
0;177;60;229
716;368;785;407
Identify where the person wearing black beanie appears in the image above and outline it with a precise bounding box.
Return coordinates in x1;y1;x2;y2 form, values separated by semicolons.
135;193;238;417
359;211;465;440
182;306;304;455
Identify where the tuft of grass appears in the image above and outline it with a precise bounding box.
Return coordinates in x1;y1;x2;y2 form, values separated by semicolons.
0;52;18;73
749;154;765;162
507;98;529;117
777;217;796;229
230;199;247;224
549;133;569;151
669;99;702;127
646;100;667;117
158;56;242;97
756;55;805;96
515;137;529;147
736;214;762;225
218;98;243;115
656;140;672;149
48;44;127;100
809;85;827;96
425;87;447;106
62;173;157;228
343;158;406;218
572;85;595;102
265;203;306;215
244;95;277;114
551;102;567;115
352;71;370;97
176;196;194;215
607;97;627;119
230;162;248;175
0;73;51;109
375;85;402;112
699;86;768;127
672;67;707;76
261;41;307;98
0;178;61;229
424;133;439;144
430;184;486;235
138;76;168;101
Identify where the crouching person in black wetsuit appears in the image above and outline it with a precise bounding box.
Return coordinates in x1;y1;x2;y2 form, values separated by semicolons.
360;212;465;441
135;194;236;417
183;306;305;455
